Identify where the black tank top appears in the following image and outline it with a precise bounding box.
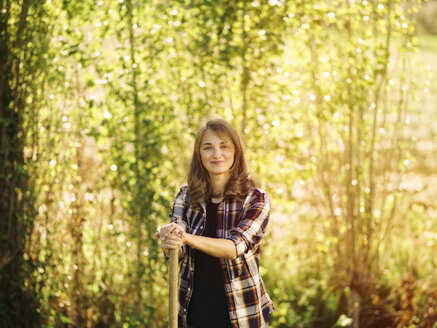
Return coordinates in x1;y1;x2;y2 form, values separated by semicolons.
187;201;232;328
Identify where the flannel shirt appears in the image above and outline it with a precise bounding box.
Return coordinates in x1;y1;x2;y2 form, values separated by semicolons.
169;185;275;328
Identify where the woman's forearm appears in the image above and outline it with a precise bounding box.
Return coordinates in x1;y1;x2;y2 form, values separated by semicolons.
184;233;237;259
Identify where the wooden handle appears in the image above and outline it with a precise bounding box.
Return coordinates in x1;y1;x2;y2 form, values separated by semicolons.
169;249;178;328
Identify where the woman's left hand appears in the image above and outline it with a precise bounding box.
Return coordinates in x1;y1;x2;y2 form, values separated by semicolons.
154;223;186;254
155;223;185;240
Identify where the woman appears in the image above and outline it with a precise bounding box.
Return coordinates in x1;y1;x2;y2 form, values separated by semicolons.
155;119;275;328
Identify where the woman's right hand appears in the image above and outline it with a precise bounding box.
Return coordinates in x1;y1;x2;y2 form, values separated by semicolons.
154;223;185;254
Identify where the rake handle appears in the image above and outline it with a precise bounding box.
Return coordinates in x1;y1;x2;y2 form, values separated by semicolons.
169;249;178;328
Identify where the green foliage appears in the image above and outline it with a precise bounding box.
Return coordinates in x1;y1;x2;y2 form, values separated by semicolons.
1;0;436;327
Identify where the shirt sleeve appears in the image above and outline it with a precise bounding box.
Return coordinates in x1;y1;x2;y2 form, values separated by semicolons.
166;186;189;260
227;189;271;257
169;186;188;230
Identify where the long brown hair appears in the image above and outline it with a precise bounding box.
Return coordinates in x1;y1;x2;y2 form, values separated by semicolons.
188;119;256;209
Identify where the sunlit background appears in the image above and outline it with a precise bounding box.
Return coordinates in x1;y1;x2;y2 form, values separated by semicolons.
1;0;436;327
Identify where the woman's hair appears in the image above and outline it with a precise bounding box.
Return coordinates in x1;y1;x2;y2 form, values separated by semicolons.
188;119;256;208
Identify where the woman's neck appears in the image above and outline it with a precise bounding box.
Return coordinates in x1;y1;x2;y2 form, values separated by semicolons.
210;173;229;198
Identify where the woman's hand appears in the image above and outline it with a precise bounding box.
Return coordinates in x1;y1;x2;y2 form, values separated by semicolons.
154;223;185;254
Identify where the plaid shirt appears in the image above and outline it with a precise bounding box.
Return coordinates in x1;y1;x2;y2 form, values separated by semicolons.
169;186;275;328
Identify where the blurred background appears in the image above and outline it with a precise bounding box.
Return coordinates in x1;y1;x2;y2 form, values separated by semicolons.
1;0;436;327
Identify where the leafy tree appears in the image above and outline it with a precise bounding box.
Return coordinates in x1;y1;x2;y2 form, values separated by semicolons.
1;0;432;327
0;0;54;325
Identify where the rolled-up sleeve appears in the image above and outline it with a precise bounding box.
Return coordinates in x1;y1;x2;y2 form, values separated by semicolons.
227;189;271;257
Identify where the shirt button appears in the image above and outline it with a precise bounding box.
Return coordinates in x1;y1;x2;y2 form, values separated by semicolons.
200;225;204;229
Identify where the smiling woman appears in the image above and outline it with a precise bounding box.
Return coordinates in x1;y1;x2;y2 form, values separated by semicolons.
155;119;275;328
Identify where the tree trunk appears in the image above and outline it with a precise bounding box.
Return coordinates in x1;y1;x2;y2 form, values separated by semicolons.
350;288;361;328
126;0;146;318
240;0;248;137
0;0;41;325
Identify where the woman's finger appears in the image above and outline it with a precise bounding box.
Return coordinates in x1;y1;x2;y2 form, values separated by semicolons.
159;225;169;236
167;224;184;237
162;235;183;248
166;236;182;243
160;223;178;236
160;223;184;238
164;234;183;244
162;240;182;249
166;223;182;235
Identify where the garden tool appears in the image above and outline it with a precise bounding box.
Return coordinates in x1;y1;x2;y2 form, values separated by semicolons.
169;249;178;328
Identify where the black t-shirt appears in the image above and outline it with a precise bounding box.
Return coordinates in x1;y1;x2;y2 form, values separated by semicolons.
187;201;233;328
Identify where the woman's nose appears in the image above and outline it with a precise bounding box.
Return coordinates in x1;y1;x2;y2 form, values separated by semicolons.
212;147;222;156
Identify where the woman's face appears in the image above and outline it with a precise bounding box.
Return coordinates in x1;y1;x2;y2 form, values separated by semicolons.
200;130;235;178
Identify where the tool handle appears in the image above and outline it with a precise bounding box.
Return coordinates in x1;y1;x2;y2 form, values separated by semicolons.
169;249;178;328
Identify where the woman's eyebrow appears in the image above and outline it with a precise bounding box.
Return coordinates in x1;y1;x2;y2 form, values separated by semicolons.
201;140;229;145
